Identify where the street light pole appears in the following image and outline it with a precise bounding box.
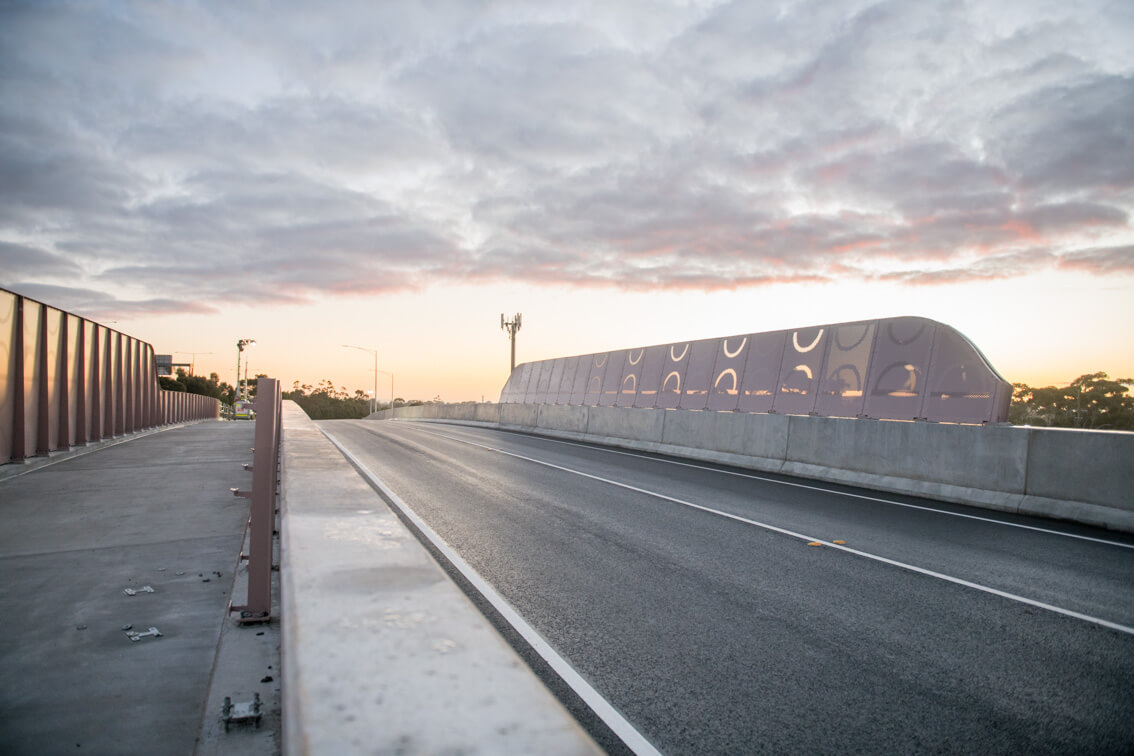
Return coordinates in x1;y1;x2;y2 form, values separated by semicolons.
236;339;255;402
343;345;378;415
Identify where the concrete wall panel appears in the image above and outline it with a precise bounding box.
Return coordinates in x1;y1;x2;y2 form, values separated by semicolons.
660;409;788;463
586;406;664;443
474;403;502;423
1025;428;1134;509
537;404;589;434
784;416;1028;494
501;403;540;427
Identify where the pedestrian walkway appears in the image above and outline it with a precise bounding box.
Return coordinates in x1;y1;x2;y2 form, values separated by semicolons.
0;420;277;755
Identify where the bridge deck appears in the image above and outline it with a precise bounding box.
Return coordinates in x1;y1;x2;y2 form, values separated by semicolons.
0;421;279;754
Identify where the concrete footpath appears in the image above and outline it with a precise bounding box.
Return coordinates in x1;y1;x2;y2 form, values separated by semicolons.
0;421;280;755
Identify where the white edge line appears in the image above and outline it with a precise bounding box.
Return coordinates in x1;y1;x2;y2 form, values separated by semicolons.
415;421;1134;551
413;425;1134;638
320;428;664;756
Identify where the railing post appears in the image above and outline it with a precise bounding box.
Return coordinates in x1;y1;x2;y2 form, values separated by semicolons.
229;377;281;624
12;297;26;461
36;304;50;455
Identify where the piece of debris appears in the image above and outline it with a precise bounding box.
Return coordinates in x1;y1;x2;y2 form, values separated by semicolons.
222;693;262;731
125;626;162;642
123;586;155;596
260;675;273;683
76;625;87;631
175;571;185;576
202;578;211;583
121;624;133;631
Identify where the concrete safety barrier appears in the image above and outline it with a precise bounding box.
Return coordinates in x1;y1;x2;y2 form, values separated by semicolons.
278;401;598;754
373;403;1134;534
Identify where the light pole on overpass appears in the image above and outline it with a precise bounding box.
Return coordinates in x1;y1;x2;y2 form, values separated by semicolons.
343;344;378;415
235;339;255;401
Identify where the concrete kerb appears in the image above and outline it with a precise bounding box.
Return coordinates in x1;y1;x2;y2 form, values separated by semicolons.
278;401;598;755
376;403;1134;534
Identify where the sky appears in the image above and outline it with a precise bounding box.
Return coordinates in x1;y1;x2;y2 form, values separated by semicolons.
2;0;1132;403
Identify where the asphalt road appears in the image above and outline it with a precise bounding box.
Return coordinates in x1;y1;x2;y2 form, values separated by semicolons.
320;418;1134;755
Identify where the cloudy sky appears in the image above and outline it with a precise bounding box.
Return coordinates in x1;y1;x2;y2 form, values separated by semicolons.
2;0;1132;401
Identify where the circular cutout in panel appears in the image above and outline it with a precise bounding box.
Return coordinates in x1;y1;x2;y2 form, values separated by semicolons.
722;337;747;359
792;328;824;353
782;364;814;392
873;362;920;395
887;320;928;346
622;374;638;393
823;364;863;395
835;325;871;351
628;349;644;366
661;371;681;393
714;368;738;394
594;354;607;368
669;344;689;362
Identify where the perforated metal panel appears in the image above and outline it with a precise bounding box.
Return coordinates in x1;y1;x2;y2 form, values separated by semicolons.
499;316;1011;424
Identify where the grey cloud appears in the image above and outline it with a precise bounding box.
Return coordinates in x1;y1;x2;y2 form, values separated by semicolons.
1059;245;1134;274
0;242;83;280
989;73;1134;193
0;0;1132;307
877;250;1058;286
2;282;216;319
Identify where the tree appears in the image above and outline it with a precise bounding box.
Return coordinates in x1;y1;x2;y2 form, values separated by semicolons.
1010;373;1134;430
283;379;372;419
160;370;234;405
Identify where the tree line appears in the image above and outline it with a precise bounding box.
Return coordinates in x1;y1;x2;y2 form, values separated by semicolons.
158;370;235;403
283;380;424;420
1010;372;1133;431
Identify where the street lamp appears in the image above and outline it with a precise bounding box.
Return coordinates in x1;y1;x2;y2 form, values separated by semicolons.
236;339;256;402
342;344;378;415
379;369;394;408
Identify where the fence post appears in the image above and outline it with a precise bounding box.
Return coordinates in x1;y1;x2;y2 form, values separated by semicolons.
229;377;280;624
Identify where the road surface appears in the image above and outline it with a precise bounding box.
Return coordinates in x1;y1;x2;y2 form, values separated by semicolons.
319;418;1134;755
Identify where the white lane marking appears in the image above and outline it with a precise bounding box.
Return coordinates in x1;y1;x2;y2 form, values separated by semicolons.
412;421;1134;551
409;425;1134;638
322;428;664;756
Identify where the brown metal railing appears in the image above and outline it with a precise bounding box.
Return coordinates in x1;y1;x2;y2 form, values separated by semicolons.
1;287;222;464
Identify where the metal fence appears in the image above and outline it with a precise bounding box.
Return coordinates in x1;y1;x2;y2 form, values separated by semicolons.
1;287;221;464
499;316;1012;424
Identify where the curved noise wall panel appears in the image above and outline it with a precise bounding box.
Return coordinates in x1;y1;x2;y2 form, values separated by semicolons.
499;316;1012;425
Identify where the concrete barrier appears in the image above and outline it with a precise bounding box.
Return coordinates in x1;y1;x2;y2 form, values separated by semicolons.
501;403;541;427
1020;427;1134;531
537;404;589;434
376;403;1134;533
587;405;665;444
782;416;1028;512
279;402;598;754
